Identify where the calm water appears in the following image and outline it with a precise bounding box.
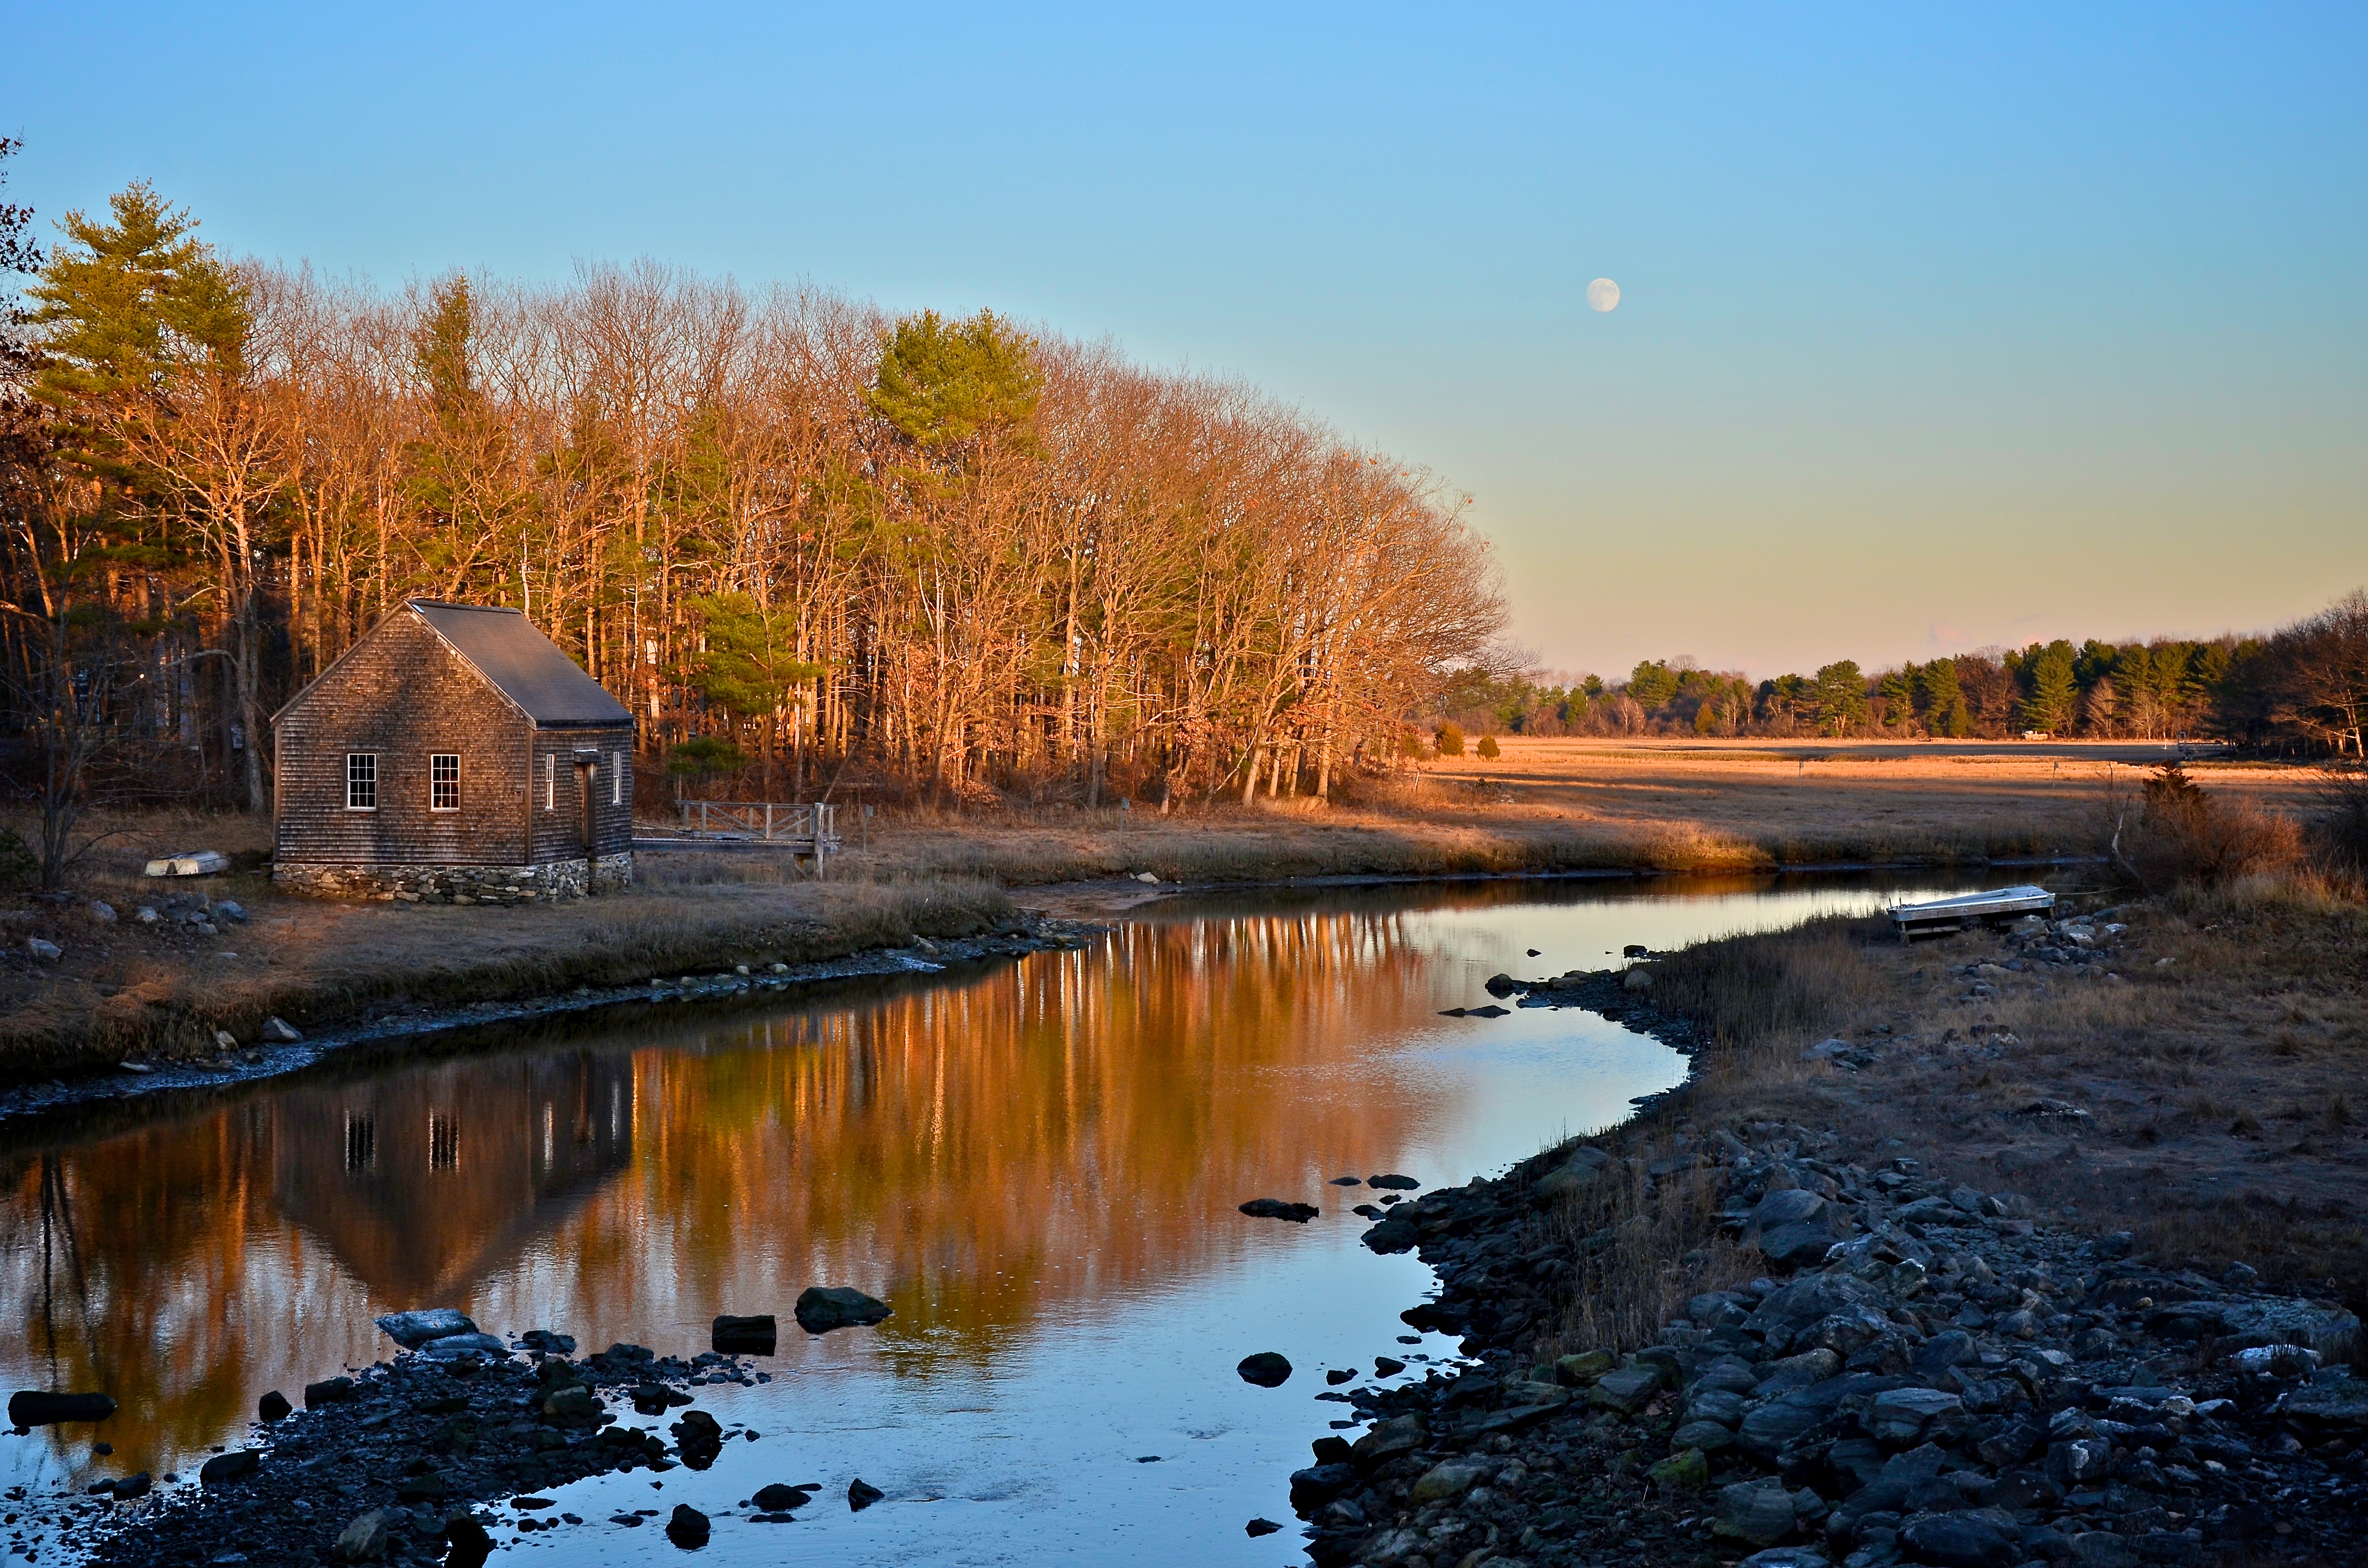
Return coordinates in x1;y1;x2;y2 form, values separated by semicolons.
0;873;1973;1565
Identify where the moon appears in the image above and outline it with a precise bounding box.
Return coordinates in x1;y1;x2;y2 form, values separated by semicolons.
1587;278;1620;313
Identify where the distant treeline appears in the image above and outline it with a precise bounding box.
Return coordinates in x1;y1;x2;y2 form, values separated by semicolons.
0;163;1503;839
1441;594;2368;755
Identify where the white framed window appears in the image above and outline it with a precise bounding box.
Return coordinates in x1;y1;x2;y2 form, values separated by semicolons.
430;754;460;811
543;752;555;810
346;753;377;810
611;750;623;805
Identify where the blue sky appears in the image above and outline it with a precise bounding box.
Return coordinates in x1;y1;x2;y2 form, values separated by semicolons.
5;2;2362;677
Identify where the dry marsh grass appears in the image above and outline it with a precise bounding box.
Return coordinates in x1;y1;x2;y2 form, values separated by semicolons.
0;817;1012;1081
1533;863;2368;1352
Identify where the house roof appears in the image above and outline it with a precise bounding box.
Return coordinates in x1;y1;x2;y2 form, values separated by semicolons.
409;601;635;728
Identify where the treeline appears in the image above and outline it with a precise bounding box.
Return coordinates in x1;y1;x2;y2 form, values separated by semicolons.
0;167;1504;846
1440;601;2368;753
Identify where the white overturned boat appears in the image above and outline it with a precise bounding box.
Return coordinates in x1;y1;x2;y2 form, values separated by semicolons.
1888;884;2054;940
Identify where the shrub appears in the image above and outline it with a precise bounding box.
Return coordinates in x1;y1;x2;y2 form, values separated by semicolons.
1435;723;1466;757
1475;734;1500;760
2111;763;2303;892
2312;765;2368;879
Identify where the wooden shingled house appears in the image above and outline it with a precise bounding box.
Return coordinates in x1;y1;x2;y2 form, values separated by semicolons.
271;601;635;902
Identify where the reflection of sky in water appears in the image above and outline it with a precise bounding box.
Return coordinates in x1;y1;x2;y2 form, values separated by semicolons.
0;873;1972;1565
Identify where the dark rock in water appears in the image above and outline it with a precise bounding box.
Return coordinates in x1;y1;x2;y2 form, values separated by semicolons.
1468;1004;1510;1017
373;1309;477;1348
794;1286;893;1333
1366;1174;1420;1190
1622;943;1648;957
1353;1203;1385;1220
1526;948;1541;956
443;1512;493;1568
7;1390;116;1426
847;1477;885;1510
1361;1217;1419;1254
1311;1436;1353;1466
712;1314;777;1354
305;1376;358;1408
1237;1352;1293;1387
334;1507;391;1561
1373;1356;1406;1377
517;1330;576;1355
665;1503;711;1546
1246;1518;1283;1537
543;1385;600;1422
199;1449;260;1485
1238;1198;1320;1221
1325;1368;1355;1385
752;1483;812;1512
1899;1511;2019;1568
257;1390;291;1423
1290;1463;1357;1509
1328;1176;1363;1186
1437;1007;1469;1017
112;1471;151;1500
1483;973;1518;996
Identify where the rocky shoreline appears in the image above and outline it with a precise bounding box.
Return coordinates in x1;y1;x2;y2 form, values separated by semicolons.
1299;1061;2368;1567
13;1302;900;1568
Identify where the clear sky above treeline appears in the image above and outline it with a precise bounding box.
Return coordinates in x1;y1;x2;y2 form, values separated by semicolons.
3;2;2361;679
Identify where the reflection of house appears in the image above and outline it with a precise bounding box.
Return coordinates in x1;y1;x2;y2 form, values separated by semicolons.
272;1052;637;1303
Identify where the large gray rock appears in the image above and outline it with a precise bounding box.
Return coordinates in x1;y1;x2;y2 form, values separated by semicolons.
1590;1366;1662;1413
1868;1387;1964;1446
1686;1386;1748;1426
1715;1477;1796;1547
2282;1368;2368;1426
1747;1274;1883;1342
418;1333;507;1360
2217;1299;2361;1362
1759;1221;1848;1270
1350;1414;1426;1470
1673;1419;1737;1452
794;1286;892;1334
1408;1460;1485;1502
335;1508;392;1562
1899;1512;2018;1568
1746;1188;1831;1235
374;1309;478;1348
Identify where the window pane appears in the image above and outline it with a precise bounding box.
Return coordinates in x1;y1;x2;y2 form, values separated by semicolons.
431;754;459;810
346;753;376;810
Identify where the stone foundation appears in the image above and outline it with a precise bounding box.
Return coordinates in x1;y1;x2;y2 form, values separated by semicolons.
274;853;633;905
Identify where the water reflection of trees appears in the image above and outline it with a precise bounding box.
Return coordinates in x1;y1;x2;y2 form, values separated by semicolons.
0;911;1451;1473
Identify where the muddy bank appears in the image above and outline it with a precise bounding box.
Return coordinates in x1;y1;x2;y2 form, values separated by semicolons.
0;914;1098;1131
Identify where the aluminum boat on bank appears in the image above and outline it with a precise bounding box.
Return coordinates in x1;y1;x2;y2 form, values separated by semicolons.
1888;884;2055;939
